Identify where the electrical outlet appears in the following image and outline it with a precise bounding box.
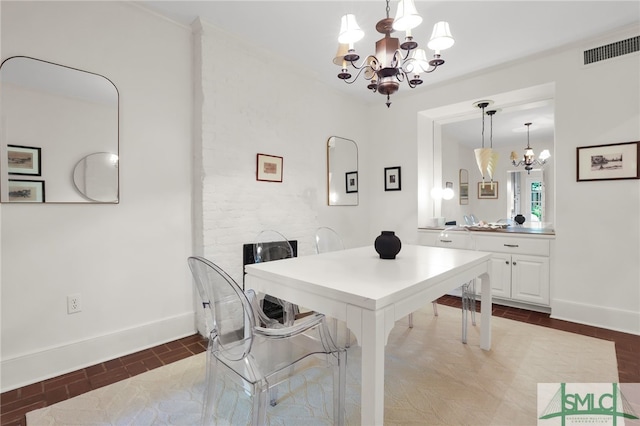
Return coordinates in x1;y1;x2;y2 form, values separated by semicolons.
67;293;81;314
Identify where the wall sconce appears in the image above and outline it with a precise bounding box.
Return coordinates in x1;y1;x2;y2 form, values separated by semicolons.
431;182;454;200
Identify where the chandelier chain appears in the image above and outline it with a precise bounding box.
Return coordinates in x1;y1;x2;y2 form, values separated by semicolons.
481;104;486;149
490;113;493;149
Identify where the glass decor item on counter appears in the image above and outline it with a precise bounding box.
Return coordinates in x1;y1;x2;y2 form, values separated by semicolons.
374;231;402;259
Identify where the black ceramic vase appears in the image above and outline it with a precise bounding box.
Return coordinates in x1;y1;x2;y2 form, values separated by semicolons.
514;214;526;225
374;231;402;260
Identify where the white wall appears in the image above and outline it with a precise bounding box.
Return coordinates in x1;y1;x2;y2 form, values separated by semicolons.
1;1;373;391
365;25;640;334
191;19;371;333
1;2;194;391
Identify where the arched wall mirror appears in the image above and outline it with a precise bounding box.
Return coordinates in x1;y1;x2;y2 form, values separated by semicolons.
0;56;119;203
327;136;358;206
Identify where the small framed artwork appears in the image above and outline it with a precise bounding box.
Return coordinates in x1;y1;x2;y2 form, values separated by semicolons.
7;145;42;176
478;181;498;199
8;179;45;202
384;166;401;191
577;141;639;181
256;153;283;182
345;171;358;193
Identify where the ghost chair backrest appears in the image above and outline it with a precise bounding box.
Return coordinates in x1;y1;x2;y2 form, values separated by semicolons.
314;226;345;254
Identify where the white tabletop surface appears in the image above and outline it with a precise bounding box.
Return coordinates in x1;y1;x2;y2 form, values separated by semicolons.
244;244;492;311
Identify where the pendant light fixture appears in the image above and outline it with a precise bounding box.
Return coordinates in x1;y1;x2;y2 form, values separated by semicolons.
511;122;551;174
335;0;455;108
473;101;499;188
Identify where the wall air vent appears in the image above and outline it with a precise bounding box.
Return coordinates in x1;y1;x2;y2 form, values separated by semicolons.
583;36;639;65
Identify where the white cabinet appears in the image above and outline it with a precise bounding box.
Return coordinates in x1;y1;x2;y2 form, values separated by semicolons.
489;252;550;305
418;229;553;309
475;235;551;307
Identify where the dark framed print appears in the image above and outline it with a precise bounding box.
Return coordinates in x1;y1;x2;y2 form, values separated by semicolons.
7;145;41;176
478;181;498;199
256;153;283;182
345;171;358;193
384;166;401;191
577;141;639;181
8;179;45;202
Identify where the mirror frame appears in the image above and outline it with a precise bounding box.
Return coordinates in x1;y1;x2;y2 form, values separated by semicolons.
459;169;469;205
0;56;119;203
327;136;358;206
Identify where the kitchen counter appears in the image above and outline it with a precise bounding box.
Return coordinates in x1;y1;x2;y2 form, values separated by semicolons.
418;225;555;236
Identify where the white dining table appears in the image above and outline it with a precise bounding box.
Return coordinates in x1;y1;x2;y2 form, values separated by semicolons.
244;244;493;425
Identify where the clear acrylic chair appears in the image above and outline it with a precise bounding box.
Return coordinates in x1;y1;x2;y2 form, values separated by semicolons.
188;256;347;426
314;226;345;253
253;230;299;325
314;226;350;347
434;227;477;343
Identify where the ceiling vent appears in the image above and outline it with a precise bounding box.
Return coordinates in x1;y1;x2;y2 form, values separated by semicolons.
583;36;639;65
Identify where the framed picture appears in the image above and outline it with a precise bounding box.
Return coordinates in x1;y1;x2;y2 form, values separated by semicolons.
256;153;283;182
384;166;401;191
8;179;45;202
577;141;639;181
478;181;498;199
345;171;358;193
7;145;41;176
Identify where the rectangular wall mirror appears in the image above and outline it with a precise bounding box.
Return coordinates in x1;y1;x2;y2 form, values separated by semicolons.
0;56;119;203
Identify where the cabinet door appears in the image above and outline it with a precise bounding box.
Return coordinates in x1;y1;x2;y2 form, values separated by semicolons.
511;254;550;305
478;253;511;299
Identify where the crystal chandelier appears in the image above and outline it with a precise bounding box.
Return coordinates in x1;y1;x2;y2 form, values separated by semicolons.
473;101;499;187
511;123;551;174
334;0;454;107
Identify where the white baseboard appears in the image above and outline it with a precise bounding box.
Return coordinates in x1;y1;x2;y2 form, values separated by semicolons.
1;312;196;393
551;299;640;336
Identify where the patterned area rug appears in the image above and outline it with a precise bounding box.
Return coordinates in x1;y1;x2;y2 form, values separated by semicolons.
27;305;618;425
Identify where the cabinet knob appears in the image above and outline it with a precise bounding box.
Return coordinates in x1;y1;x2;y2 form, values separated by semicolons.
512;262;517;266
505;260;510;265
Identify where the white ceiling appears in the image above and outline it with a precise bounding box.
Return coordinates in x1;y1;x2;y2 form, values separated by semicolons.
137;1;639;146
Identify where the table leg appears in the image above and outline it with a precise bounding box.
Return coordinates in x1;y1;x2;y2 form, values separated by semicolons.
358;308;385;426
480;270;492;350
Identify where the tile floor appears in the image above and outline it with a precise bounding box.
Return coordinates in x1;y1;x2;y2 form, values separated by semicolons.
2;297;639;426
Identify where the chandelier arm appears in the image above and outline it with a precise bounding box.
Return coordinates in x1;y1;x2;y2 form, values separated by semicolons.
348;55;380;72
418;65;439;74
394;49;413;64
340;65;376;85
